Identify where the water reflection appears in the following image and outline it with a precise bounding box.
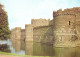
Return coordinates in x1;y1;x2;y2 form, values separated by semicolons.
0;44;10;52
55;47;80;57
25;42;33;55
33;43;55;56
25;42;55;56
10;39;25;55
11;38;80;57
15;39;21;51
21;40;25;50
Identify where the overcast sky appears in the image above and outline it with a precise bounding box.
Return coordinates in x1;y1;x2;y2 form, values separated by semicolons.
0;0;80;30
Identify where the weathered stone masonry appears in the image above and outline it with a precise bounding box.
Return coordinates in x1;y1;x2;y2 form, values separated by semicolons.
11;27;25;51
11;7;80;47
53;7;80;47
33;25;53;44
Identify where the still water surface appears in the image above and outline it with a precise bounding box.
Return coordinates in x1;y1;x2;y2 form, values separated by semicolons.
0;39;80;57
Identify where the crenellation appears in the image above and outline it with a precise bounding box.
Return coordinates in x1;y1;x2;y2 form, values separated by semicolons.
31;18;51;27
57;9;62;12
53;7;80;17
53;10;75;17
11;7;80;47
53;7;80;47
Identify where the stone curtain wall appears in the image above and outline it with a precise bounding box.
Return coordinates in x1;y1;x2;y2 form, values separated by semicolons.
21;29;26;40
11;27;21;40
11;27;25;50
33;25;53;44
32;18;54;44
11;7;80;47
31;18;50;27
11;27;26;41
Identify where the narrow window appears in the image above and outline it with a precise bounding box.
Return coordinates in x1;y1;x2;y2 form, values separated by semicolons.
69;21;70;25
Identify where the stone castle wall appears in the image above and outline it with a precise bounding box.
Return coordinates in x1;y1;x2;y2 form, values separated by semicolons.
33;25;53;44
53;10;76;47
53;7;80;47
21;29;26;40
11;7;80;47
11;27;25;40
11;27;25;50
31;18;51;27
25;24;33;42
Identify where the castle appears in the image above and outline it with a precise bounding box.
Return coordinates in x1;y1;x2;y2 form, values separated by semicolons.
11;7;80;47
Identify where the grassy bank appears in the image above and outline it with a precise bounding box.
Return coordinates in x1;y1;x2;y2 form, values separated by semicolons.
0;51;52;57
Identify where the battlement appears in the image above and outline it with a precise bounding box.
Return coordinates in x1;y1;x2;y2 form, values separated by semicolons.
15;27;21;30
31;18;51;27
31;18;50;21
53;7;80;17
11;27;21;32
31;18;50;24
25;24;33;27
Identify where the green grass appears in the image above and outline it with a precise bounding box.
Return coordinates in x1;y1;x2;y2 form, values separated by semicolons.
0;51;53;57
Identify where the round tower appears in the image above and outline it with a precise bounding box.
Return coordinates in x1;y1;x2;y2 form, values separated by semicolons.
53;9;77;47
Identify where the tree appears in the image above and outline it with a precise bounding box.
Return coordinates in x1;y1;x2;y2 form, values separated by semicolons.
0;4;10;40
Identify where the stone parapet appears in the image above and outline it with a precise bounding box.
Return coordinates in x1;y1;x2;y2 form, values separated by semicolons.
31;18;51;27
53;7;80;17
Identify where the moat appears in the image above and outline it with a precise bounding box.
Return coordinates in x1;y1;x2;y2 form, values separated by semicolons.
0;39;80;57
